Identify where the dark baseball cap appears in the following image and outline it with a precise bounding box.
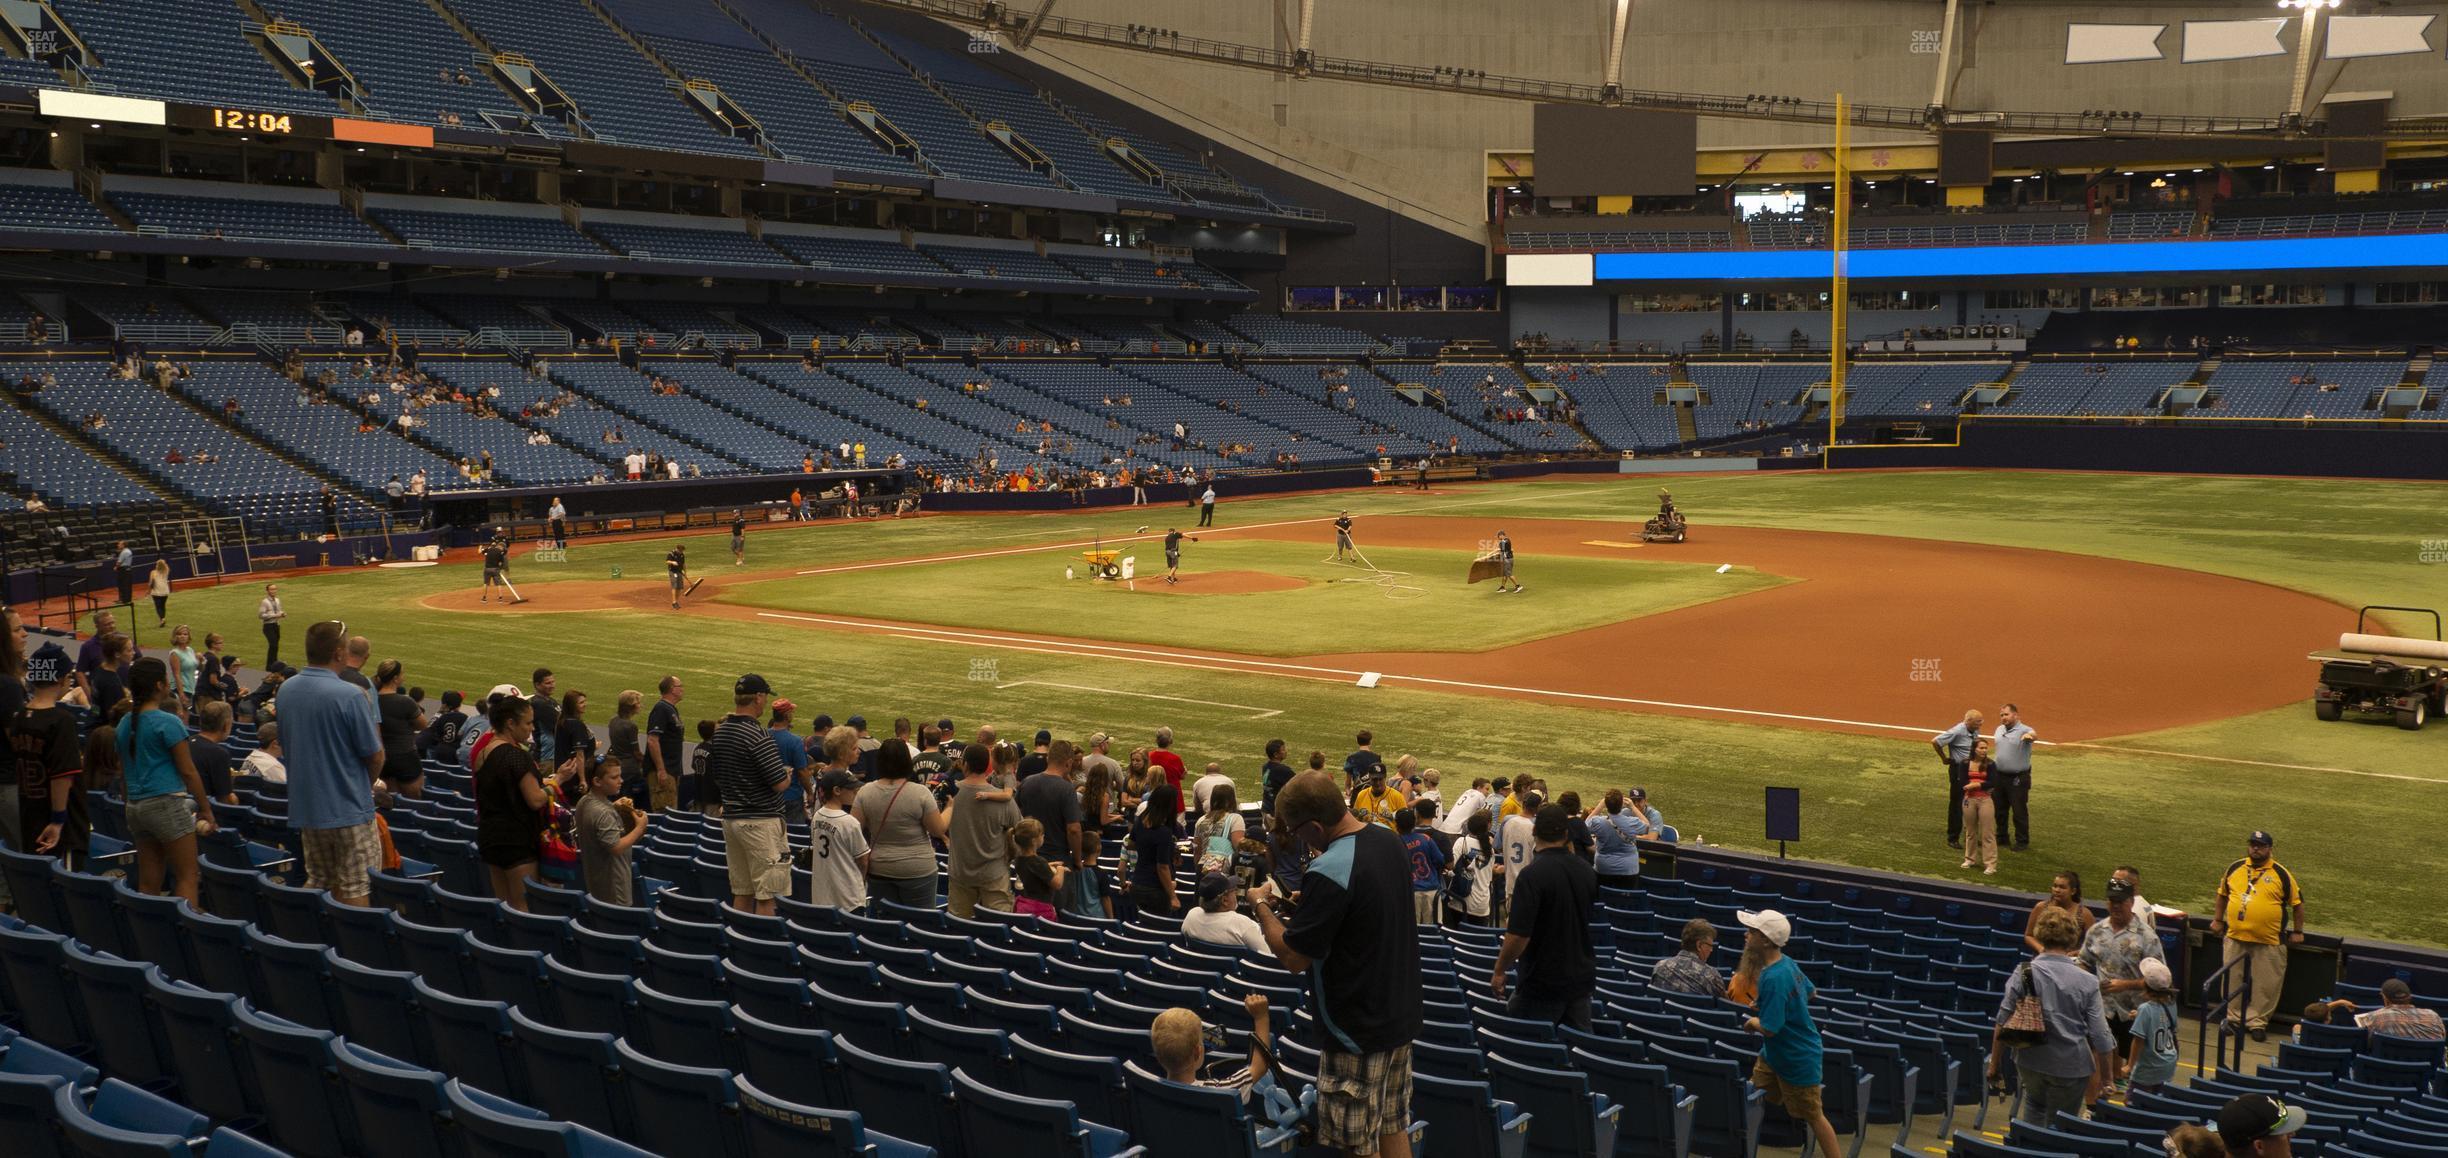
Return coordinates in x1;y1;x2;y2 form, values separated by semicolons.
1197;873;1239;904
1034;729;1052;745
2105;879;2135;901
937;717;955;733
816;770;858;794
734;673;773;696
1628;787;1647;801
847;715;867;729
2217;1094;2305;1148
1490;776;1511;791
811;714;834;733
2248;830;2274;847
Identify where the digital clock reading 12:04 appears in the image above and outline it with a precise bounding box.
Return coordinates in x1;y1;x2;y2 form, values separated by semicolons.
210;109;295;133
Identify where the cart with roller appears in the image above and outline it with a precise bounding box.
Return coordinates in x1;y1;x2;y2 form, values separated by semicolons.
2308;606;2448;730
1081;549;1123;580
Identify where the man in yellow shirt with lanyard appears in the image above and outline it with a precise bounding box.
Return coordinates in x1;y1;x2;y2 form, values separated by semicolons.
2208;830;2305;1041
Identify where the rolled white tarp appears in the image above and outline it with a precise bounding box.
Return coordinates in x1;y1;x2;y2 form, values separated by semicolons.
2340;633;2448;662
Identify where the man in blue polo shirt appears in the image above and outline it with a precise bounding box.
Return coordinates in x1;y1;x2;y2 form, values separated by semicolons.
280;621;384;905
1991;704;2039;850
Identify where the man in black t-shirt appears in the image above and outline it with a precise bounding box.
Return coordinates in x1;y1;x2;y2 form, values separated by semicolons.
666;545;688;609
731;510;748;565
646;675;687;811
1163;528;1190;585
1259;739;1297;824
1333;512;1354;560
1342;731;1386;798
1017;741;1086;911
1253;772;1421;1158
189;702;237;803
1490;805;1597;1030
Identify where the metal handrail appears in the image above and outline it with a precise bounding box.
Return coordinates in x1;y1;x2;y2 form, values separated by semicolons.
2196;953;2250;1076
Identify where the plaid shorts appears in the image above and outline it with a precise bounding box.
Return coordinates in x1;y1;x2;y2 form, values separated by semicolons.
303;821;383;900
1316;1045;1412;1152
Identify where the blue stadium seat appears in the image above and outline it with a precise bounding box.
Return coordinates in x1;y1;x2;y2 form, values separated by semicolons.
952;1067;1141;1158
229;1002;358;1155
1654;1045;1765;1158
442;1080;656;1158
1120;1060;1298;1156
640;942;726;1000
111;883;196;984
468;938;555;1017
718;960;808;1025
504;1007;629;1136
0;1066;72;1158
734;1074;936;1158
1411;1070;1531;1158
632;981;737;1071
395;917;478;996
1569;1048;1698;1158
245;925;339;1031
836;1033;959;1154
329;1039;462;1158
139;972;253;1124
907;1007;1010;1079
325;948;428;1064
1487;1052;1620;1158
321;894;400;965
50;1078;209;1158
611;1038;749;1158
0;921;83;1051
58;943;173;1087
409;977;522;1104
50;863;132;957
541;957;635;1040
730;1008;849;1112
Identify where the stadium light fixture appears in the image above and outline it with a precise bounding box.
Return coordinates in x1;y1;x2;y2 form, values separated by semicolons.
2263;164;2277;169
2275;0;2340;8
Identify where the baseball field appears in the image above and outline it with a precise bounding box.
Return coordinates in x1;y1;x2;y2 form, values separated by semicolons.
132;469;2448;945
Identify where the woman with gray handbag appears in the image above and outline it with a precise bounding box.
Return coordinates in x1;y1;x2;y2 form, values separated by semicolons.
1989;907;2117;1125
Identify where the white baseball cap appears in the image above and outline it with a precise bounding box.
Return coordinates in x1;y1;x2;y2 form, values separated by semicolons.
487;683;523;703
2139;958;2173;991
1737;909;1793;946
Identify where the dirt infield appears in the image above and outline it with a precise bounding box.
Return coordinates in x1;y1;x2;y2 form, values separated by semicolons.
420;514;2344;742
1259;516;2341;741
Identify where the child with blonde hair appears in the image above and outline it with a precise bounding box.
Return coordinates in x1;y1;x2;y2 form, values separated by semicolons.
1011;817;1066;920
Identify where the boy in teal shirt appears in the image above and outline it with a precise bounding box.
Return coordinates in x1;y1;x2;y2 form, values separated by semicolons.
2127;958;2180;1093
1738;910;1843;1158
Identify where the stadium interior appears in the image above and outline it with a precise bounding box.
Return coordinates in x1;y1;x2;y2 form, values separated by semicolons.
1;0;2446;1156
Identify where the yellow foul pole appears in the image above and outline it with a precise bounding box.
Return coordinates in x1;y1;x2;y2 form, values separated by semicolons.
1826;92;1848;463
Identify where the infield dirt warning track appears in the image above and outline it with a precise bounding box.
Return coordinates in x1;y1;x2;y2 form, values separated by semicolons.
419;513;2344;742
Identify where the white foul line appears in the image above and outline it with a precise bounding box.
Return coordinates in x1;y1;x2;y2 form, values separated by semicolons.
995;679;1285;719
765;612;2439;783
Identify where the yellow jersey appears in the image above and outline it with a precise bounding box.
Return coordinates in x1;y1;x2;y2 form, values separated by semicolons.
2218;858;2300;945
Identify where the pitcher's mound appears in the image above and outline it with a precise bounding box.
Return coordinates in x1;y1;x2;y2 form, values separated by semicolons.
418;581;667;614
1126;570;1307;595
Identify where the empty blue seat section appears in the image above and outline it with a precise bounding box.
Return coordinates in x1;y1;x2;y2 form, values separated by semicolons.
2109;211;2194;239
1217;313;1384;356
722;0;1051;188
2204;359;2407;419
586;221;795;267
1990;361;2197;416
48;0;339;112
106;189;390;247
0;406;163;507
1842;362;2009;418
0;171;121;233
629;6;925;174
2211;207;2448;238
766;231;958;279
368;203;616;258
1751;214;2088;249
656;361;944;467
256;0;508;126
544;360;791;470
436;0;762;156
1507;227;1732;252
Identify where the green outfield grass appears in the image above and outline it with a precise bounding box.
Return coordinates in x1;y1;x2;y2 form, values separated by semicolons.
720;538;1785;655
127;470;2448;945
